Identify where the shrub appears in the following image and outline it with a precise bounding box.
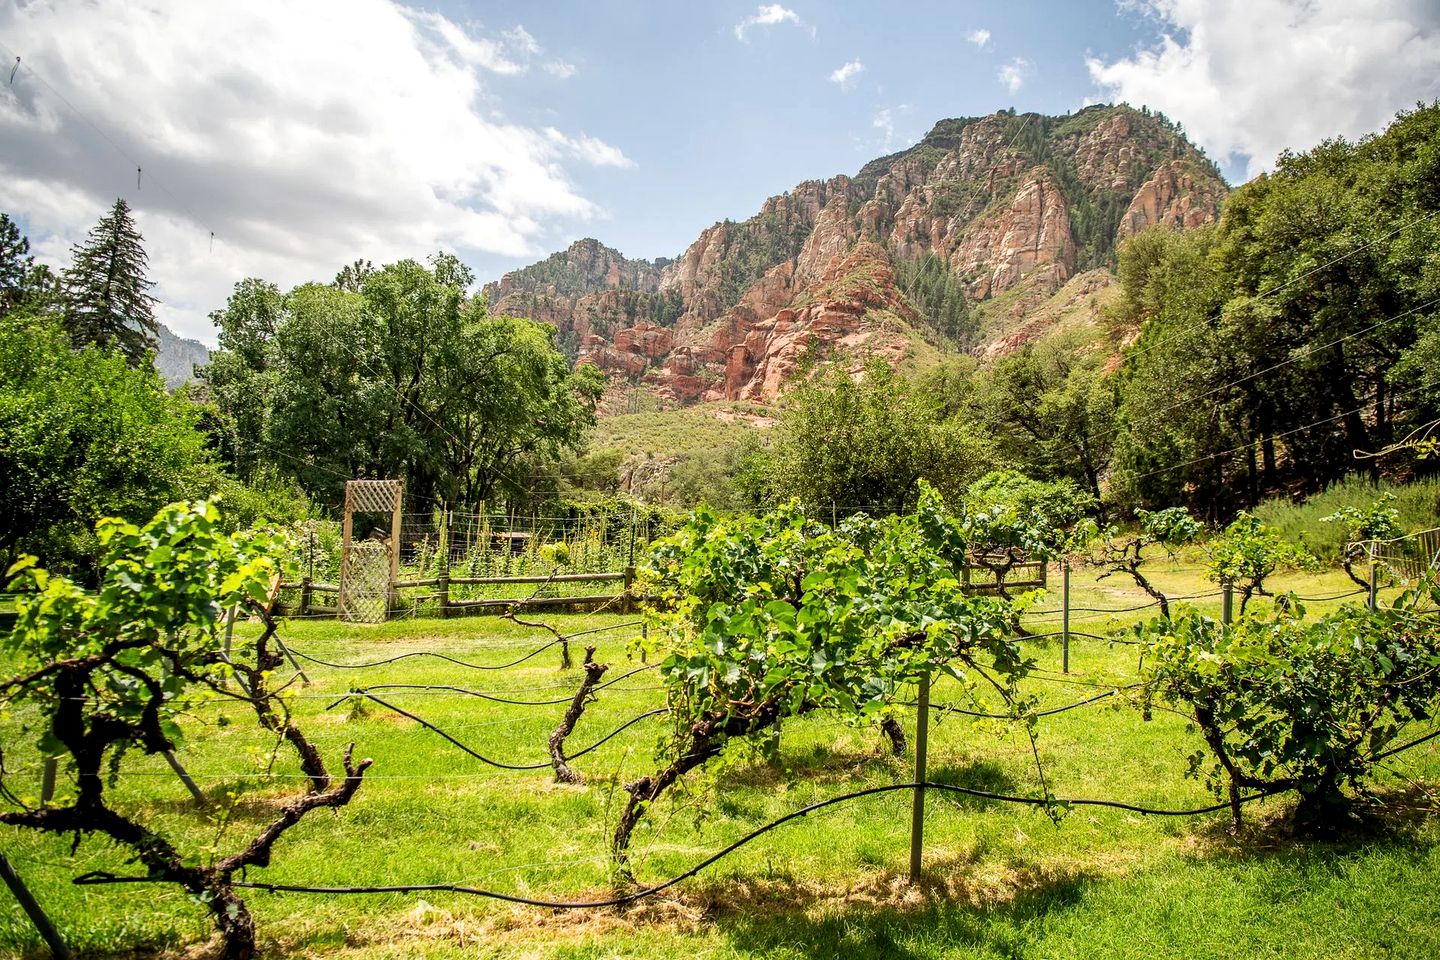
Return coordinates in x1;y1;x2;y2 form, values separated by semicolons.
0;501;369;960
1137;584;1440;834
623;485;1036;867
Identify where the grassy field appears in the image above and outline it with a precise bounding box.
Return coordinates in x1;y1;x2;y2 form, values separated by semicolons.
1;561;1438;959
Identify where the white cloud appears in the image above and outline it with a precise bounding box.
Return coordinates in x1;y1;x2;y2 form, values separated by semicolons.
829;59;865;87
0;1;619;342
544;60;578;79
735;5;812;42
872;104;912;151
998;57;1030;93
966;28;991;47
545;129;636;169
1088;0;1440;180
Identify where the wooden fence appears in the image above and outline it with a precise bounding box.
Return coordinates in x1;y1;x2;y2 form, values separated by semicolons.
274;557;1046;622
277;569;637;620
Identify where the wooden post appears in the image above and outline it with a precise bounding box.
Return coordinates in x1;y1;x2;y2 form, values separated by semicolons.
388;483;403;614
299;578;313;617
0;853;72;960
1061;560;1071;675
909;672;930;885
338;484;355;618
1222;580;1234;634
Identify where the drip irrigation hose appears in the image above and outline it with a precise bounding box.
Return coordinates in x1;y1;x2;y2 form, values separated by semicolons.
73;781;1284;909
338;663;660;709
351;696;666;770
288;622;643;671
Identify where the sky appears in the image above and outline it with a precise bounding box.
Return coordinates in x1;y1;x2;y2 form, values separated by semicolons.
2;0;1439;344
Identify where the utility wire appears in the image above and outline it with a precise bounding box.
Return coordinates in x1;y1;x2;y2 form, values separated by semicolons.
0;37;217;245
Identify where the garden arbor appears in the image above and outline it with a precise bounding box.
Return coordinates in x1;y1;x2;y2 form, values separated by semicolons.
338;479;403;623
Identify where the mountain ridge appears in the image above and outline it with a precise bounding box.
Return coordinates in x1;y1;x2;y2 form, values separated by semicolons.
482;103;1228;407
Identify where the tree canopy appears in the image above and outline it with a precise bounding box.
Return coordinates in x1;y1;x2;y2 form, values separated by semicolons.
203;254;604;510
0;314;218;574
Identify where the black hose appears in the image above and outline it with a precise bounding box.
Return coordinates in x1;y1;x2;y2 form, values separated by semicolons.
72;782;1280;909
353;695;667;770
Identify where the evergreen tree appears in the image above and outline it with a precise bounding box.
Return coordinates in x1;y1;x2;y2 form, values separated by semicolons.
61;198;159;365
0;212;60;323
0;213;33;317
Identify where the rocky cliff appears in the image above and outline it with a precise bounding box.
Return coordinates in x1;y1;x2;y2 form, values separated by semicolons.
482;104;1227;406
154;322;211;389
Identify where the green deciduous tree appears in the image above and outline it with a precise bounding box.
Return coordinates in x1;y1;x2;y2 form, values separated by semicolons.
769;359;994;513
0;316;218;574
968;329;1119;504
61;198;160;366
1112;104;1440;514
203;255;603;510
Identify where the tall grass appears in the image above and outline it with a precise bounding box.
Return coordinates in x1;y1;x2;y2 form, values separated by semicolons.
1252;474;1440;561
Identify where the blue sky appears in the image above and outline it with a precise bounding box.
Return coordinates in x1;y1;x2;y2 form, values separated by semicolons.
425;1;1179;265
2;1;1438;341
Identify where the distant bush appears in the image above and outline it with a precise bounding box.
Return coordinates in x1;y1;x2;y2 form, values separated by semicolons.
1251;476;1440;562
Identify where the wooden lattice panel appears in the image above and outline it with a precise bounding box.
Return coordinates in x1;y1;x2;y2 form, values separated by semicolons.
345;480;403;516
339;541;391;623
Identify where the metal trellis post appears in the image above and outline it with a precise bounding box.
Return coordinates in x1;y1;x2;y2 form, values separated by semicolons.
1368;540;1379;610
909;672;930;885
0;853;72;960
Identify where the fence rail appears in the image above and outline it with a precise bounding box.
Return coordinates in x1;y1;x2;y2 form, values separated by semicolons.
276;569;638;620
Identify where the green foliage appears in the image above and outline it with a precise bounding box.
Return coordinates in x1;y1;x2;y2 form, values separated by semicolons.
893;253;975;346
965;329;1119;501
1252;476;1440;562
770;360;994;512
963;470;1097;560
639;488;1028;733
1113;104;1440;514
614;483;1056;859
716;210;811;307
3;500;286;733
1137;584;1440;831
0;213;60;322
1321;493;1405;544
0;316;218;574
203;255;602;510
1205;512;1318;612
60;198;159;367
1139;506;1203;545
0;501;366;958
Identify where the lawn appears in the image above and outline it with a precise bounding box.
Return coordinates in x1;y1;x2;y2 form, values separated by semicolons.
1;561;1437;959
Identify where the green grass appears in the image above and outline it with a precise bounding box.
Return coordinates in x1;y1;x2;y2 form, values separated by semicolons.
1;561;1437;958
1252;474;1440;562
593;403;770;464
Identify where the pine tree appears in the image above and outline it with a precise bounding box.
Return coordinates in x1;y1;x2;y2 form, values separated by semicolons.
62;198;159;365
0;212;35;318
0;212;60;322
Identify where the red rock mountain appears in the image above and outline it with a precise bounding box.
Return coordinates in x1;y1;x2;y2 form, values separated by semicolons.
482;105;1228;406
